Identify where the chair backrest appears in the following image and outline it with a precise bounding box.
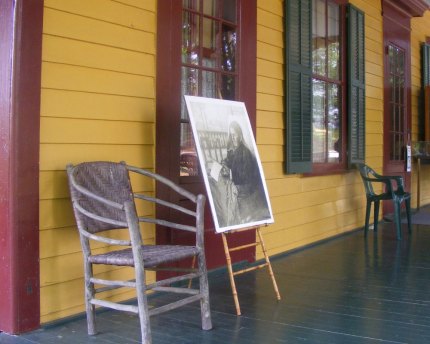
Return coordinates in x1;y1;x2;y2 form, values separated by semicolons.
67;161;135;233
356;163;377;196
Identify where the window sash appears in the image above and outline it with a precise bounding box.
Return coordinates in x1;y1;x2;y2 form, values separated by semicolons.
311;0;344;166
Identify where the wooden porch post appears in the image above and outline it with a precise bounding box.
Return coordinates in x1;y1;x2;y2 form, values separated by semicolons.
0;0;43;334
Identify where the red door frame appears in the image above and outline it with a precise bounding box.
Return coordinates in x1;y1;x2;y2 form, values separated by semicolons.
0;0;43;334
156;1;257;270
381;0;429;216
383;1;411;177
382;1;412;216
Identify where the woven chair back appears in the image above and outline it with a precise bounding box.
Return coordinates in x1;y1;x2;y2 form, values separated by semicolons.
68;161;134;233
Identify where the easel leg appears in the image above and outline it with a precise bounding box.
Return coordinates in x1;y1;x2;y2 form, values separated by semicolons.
256;228;281;300
188;256;196;288
221;233;241;316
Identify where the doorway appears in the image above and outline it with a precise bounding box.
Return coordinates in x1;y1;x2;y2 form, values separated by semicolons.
156;1;257;270
382;1;412;215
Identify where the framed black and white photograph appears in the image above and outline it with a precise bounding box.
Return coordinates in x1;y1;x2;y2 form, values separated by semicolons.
184;95;274;233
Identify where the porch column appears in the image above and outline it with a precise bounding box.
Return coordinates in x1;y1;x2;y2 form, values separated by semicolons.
0;0;43;334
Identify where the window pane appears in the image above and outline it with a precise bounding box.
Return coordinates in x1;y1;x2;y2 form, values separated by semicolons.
203;0;218;17
202;70;218;98
223;0;236;22
181;67;199;120
312;0;326;76
202;18;218;68
221;74;235;100
222;25;236;72
327;83;340;162
327;2;340;80
183;0;199;11
313;79;326;163
182;12;200;65
180;123;199;176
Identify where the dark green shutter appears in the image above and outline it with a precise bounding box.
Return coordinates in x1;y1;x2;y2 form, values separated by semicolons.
285;0;312;174
347;4;365;167
423;43;430;87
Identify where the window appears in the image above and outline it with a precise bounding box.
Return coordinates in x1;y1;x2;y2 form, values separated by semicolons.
156;0;257;268
312;0;345;168
285;0;365;174
180;0;239;176
388;44;406;161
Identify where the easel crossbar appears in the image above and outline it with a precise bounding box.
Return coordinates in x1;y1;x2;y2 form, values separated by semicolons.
232;262;268;276
228;242;259;252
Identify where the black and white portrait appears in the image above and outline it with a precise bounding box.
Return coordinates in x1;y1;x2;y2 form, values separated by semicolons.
184;96;274;233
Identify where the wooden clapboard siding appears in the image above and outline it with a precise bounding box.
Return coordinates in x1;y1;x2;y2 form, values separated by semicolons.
40;272;154;324
255;0;383;258
40;144;154;171
37;0;430;326
40;226;155;261
39;170;154;201
39;0;156;323
41;118;154;145
40;89;155;122
411;11;430;208
358;0;383;170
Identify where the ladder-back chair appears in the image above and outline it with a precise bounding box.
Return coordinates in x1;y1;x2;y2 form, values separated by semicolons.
66;161;212;344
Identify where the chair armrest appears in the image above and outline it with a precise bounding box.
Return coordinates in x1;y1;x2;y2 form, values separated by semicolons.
373;174;405;193
369;167;405;190
382;175;406;192
127;164;207;249
126;164;197;203
360;176;395;194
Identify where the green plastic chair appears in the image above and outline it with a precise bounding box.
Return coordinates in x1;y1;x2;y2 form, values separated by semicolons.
357;163;411;240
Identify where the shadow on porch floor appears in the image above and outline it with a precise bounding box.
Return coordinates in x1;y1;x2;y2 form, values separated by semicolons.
1;214;430;343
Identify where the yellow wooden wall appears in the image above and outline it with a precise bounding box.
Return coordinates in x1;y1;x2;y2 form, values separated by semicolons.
40;0;157;323
411;11;430;207
39;0;430;325
255;0;384;259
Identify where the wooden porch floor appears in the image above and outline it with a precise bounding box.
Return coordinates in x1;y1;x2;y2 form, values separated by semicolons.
2;213;430;343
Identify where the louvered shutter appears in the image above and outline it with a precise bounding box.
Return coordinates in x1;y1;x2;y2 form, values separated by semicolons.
347;4;366;167
285;0;312;174
422;43;430;140
423;43;430;87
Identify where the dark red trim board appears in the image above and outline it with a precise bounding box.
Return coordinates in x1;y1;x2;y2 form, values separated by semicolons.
0;0;43;334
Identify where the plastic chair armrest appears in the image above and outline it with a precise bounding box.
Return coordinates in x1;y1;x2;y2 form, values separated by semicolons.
361;176;394;193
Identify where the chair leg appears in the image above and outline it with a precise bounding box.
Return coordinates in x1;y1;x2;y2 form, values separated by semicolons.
135;267;151;344
405;198;412;233
373;200;380;233
197;251;213;331
85;288;96;335
393;201;402;240
364;199;372;237
84;264;97;335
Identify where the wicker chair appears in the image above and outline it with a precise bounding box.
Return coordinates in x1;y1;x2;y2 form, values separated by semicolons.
66;161;212;344
357;163;411;240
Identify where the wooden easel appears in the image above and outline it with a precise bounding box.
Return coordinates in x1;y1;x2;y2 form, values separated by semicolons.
221;226;281;315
